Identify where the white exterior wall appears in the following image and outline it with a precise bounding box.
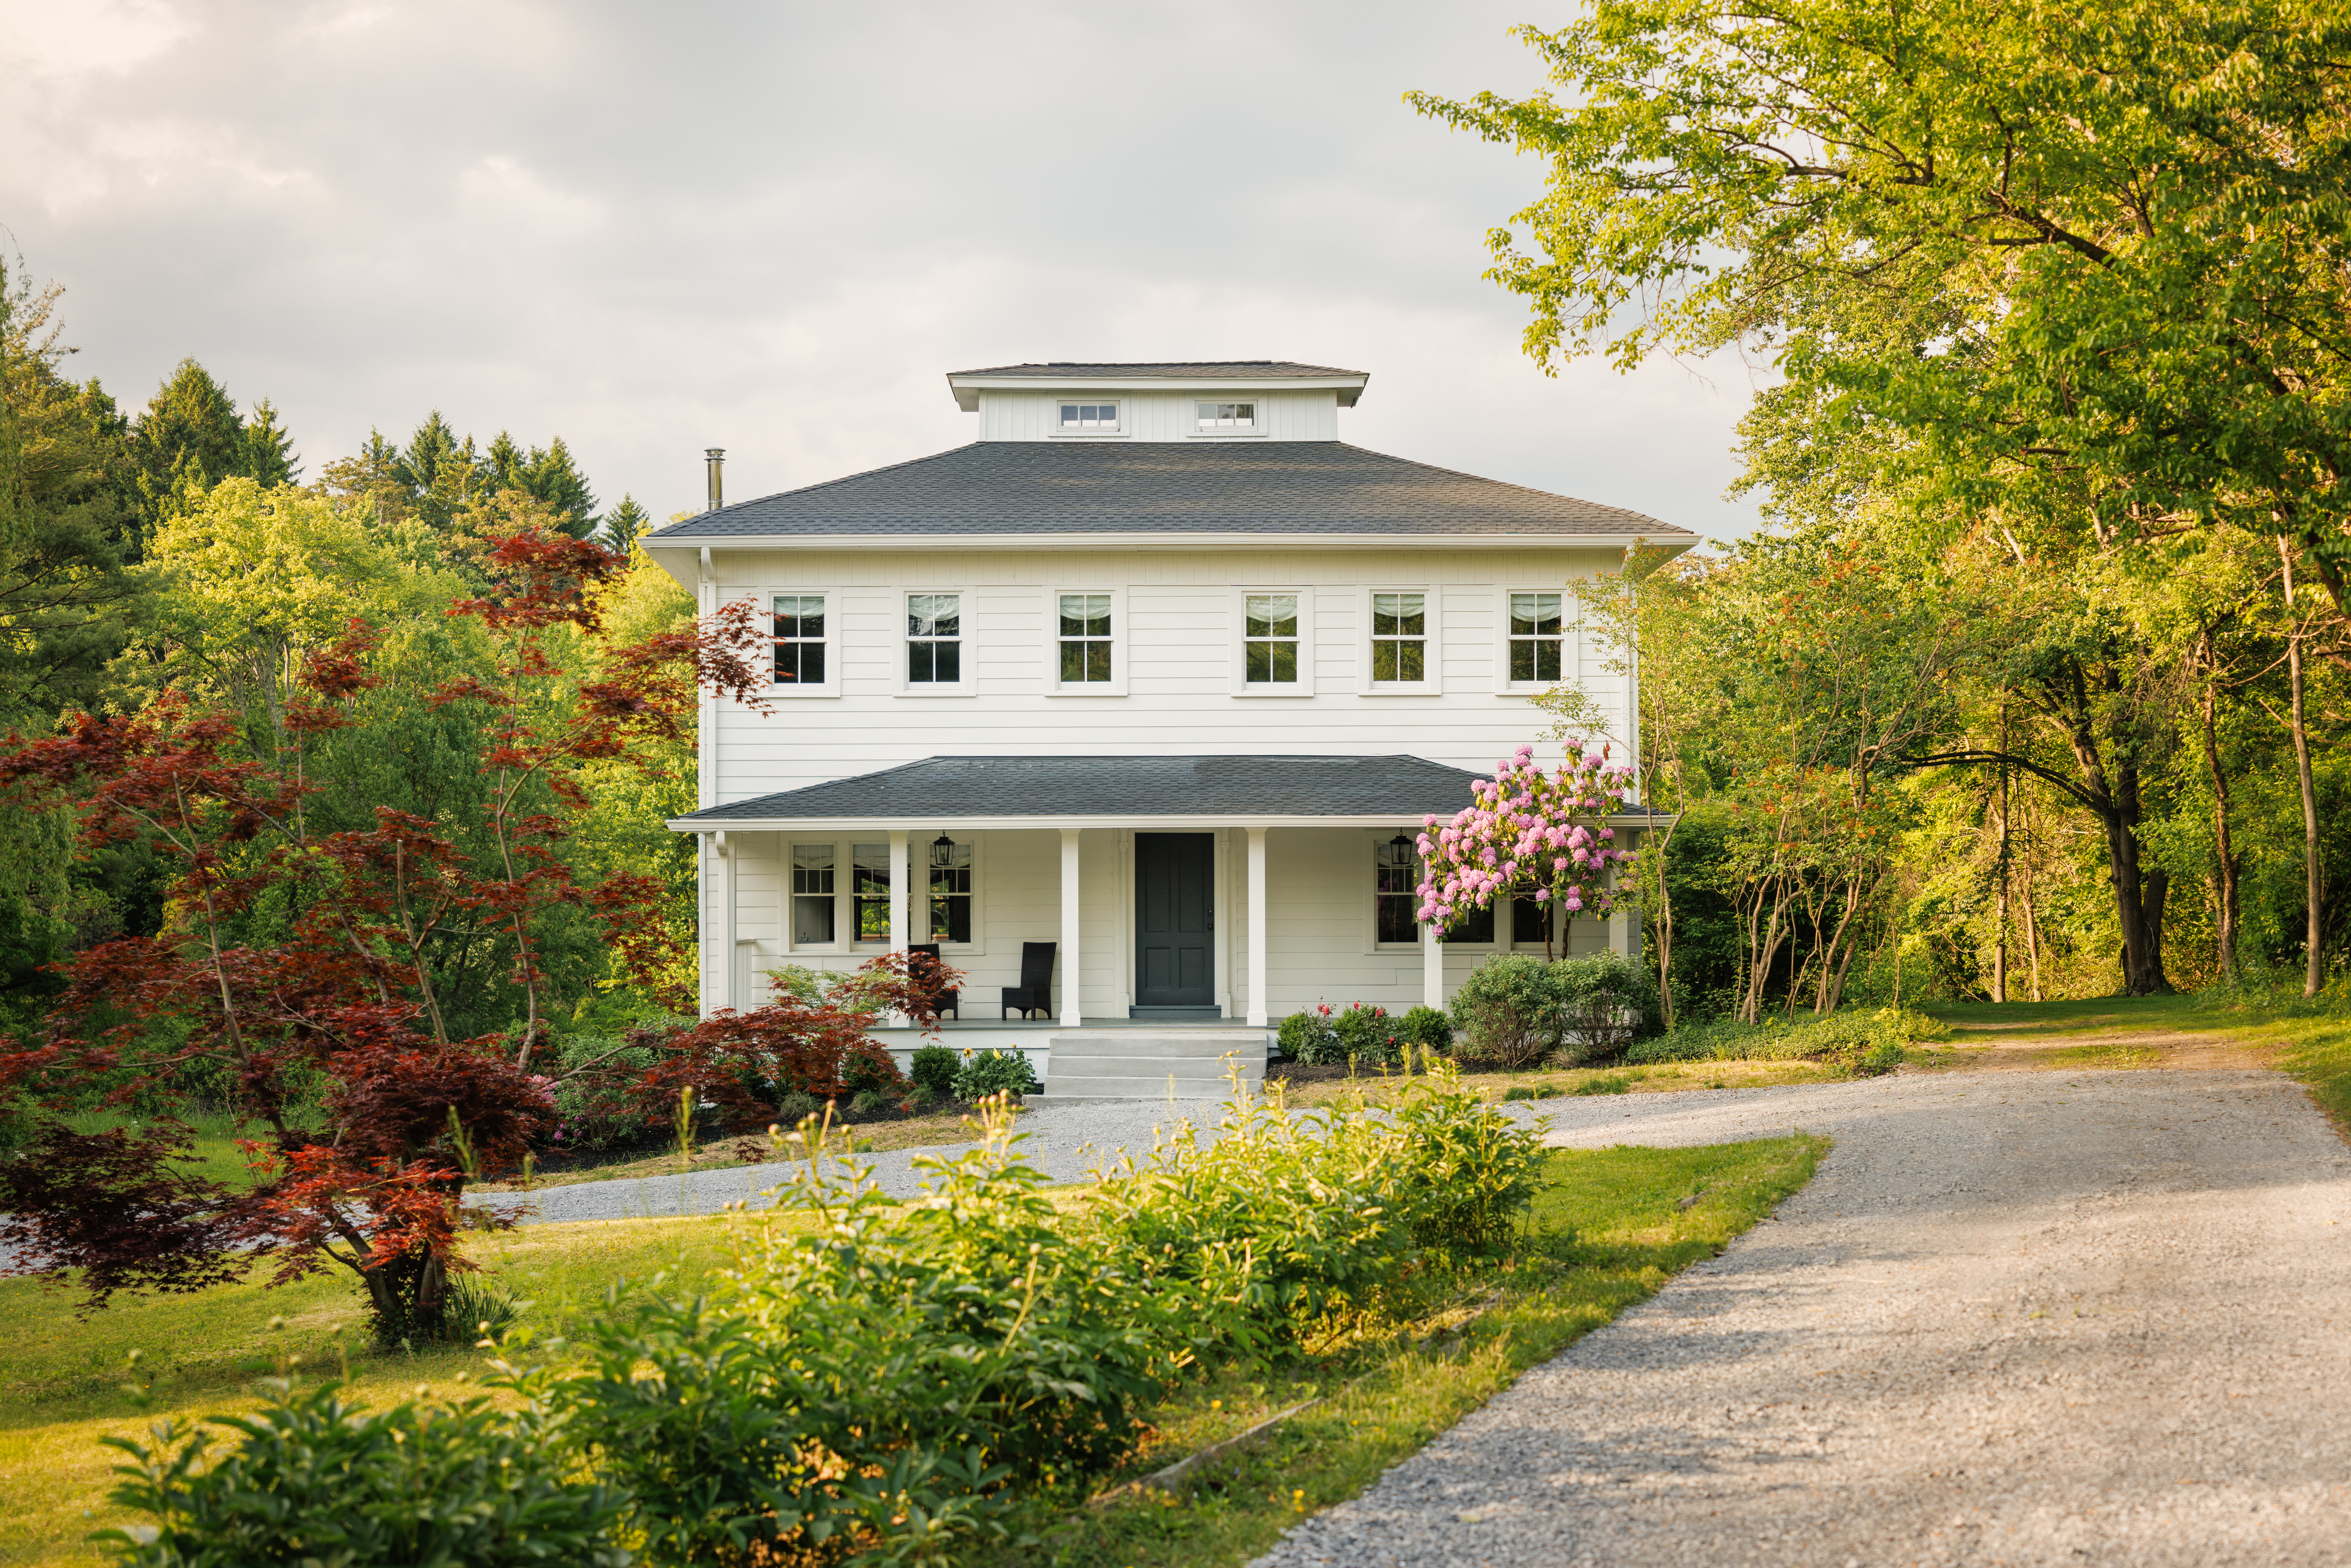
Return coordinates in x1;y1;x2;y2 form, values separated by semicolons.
974;389;1340;442
701;545;1630;805
716;822;1616;1020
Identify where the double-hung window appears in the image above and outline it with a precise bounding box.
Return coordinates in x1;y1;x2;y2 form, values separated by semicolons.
772;594;826;687
1196;400;1256;433
1374;836;1421;945
906;593;961;684
1243;594;1300;686
792;843;836;944
852;844;891;943
1058;401;1120;433
1058;594;1112;683
927;838;973;944
1509;593;1564;683
1370;593;1426;684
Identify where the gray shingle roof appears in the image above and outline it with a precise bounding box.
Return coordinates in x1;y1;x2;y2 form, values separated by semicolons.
949;361;1364;379
672;754;1491;822
650;441;1684;541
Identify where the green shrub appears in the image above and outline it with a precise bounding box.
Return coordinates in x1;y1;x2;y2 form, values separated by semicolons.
908;1043;960;1099
774;1089;823;1124
849;1088;891;1117
953;1048;1040;1101
1278;1007;1344;1065
1398;1004;1454;1057
1553;950;1662;1062
1623;1006;1944;1075
1449;954;1562;1067
97;1379;630;1568
1331;1003;1403;1067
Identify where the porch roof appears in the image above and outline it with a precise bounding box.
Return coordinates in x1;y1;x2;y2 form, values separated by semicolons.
670;753;1493;831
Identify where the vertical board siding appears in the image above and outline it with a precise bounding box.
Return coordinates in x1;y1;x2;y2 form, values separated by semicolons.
974;389;1341;442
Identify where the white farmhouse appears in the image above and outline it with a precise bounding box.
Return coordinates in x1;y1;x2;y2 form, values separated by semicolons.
645;361;1693;1095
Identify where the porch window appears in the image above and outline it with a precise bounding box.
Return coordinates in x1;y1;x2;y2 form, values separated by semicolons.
907;593;961;684
1196;400;1256;431
772;594;826;686
927;836;973;944
1375;835;1419;944
1058;594;1113;683
792;843;836;944
1513;893;1552;947
1509;593;1563;683
1244;594;1299;684
852;842;891;942
1441;903;1495;944
1370;593;1425;684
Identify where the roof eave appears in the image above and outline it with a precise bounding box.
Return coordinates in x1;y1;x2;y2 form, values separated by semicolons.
947;372;1369;412
670;809;1671;832
645;530;1693;555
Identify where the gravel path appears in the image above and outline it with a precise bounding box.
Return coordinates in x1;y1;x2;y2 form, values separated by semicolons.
1253;1066;2351;1568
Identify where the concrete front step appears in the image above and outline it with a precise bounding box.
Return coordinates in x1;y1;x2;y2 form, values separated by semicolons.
1046;1030;1271;1061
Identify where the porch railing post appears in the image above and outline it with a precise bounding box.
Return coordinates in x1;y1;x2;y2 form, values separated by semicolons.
1246;826;1268;1027
1060;828;1082;1028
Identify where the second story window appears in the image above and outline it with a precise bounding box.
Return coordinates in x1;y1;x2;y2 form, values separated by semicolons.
1058;401;1120;432
1509;593;1564;683
1196;400;1256;432
907;593;961;683
1244;594;1299;684
772;594;825;686
1370;593;1425;683
1058;594;1113;682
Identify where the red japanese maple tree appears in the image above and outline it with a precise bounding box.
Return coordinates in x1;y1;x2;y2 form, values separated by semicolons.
0;527;937;1339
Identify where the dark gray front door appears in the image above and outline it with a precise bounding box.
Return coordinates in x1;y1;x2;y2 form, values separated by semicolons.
1135;832;1215;1008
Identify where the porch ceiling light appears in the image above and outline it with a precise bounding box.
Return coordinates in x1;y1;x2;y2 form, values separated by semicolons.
932;831;955;865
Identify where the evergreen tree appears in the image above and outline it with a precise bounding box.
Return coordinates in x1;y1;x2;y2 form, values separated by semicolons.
602;494;650;554
127;358;245;545
239;396;299;485
526;435;598;539
392;412;478;529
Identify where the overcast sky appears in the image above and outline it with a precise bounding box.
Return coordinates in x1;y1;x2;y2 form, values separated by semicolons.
3;0;1765;540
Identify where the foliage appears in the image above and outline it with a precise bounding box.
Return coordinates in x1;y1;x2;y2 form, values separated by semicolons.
1330;1003;1402;1066
96;1377;630;1568
1448;954;1564;1068
951;1047;1039;1102
1553;949;1662;1061
1277;1007;1341;1064
1397;1003;1454;1057
1625;1006;1948;1077
1415;742;1639;959
907;1044;960;1100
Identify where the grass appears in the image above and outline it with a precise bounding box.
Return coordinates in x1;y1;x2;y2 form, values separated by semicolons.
990;1135;1825;1568
0;1136;1822;1566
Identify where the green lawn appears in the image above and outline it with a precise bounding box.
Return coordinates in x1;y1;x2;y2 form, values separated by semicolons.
0;1138;1823;1567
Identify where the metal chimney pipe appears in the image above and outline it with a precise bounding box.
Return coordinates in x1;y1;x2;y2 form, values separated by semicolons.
704;448;725;513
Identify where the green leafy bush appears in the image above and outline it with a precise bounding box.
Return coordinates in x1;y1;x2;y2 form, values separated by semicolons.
1398;1004;1454;1057
1553;950;1662;1062
908;1043;960;1099
1278;1007;1343;1064
1331;1003;1403;1067
1449;954;1563;1067
1624;1006;1946;1076
774;1089;823;1124
952;1048;1040;1101
97;1379;630;1568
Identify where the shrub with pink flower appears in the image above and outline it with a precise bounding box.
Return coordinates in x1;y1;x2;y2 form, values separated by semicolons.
1417;742;1639;960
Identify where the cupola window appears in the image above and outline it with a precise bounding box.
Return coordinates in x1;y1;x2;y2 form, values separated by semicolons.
1197;400;1257;431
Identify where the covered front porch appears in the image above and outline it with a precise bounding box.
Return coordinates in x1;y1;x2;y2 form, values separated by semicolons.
671;756;1640;1090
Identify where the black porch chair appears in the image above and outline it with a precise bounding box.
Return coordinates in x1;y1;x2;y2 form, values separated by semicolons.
909;943;959;1020
1000;941;1057;1020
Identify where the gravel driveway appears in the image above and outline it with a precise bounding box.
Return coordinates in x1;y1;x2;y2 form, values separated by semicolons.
1253;1066;2351;1568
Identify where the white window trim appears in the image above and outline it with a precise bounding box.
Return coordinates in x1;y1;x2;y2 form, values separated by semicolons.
764;586;840;698
1357;585;1442;696
1493;584;1576;696
1188;396;1271;440
1229;586;1314;697
915;832;987;955
783;836;850;955
1048;396;1126;439
895;585;978;696
1363;827;1428;954
1043;585;1128;697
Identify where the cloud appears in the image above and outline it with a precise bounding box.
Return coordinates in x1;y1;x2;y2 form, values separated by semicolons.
0;0;1766;541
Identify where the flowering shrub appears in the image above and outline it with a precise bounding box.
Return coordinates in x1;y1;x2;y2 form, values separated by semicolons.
1416;742;1639;957
1278;1005;1343;1064
952;1048;1040;1101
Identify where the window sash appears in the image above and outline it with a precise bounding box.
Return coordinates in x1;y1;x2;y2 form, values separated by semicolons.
1057;593;1113;683
792;843;836;944
773;594;827;686
1508;591;1563;683
907;593;962;683
1243;593;1299;684
1375;838;1420;945
852;842;891;942
1196;400;1257;429
1370;591;1426;684
1058;402;1120;430
927;840;973;944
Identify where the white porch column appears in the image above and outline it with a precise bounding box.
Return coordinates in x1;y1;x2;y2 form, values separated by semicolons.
1246;826;1268;1027
719;831;738;1011
1059;828;1083;1027
887;829;909;951
1423;916;1444;1010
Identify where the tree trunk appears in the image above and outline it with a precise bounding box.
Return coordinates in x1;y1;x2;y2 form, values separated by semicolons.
1994;712;2011;1004
2022;874;2044;1001
2199;652;2240;983
2283;542;2325;996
